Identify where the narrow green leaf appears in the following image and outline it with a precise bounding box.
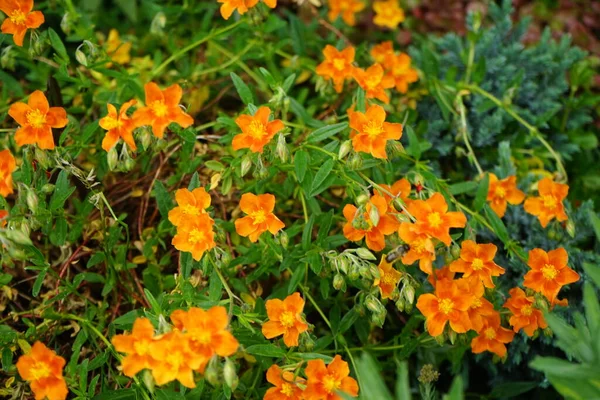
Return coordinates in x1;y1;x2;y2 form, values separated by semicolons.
245;344;286;358
287;264;305;294
32;269;47;297
484;205;509;243
48;28;68;62
188;172;201;190
294;150;309;183
405;125;421;160
230;72;254;105
396;362;412;400
310;158;335;197
153;181;173;219
473;173;489;212
307;122;348;143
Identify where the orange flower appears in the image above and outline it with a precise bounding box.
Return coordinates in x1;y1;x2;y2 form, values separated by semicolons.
0;149;16;198
374;256;402;299
99;100;138;151
16;341;68;400
342;194;399;251
449;240;505;288
149;330;203;388
264;364;305;400
170;306;239;372
304;355;359;400
327;0;365;26
406;193;467;246
504;287;547;336
373;0;404;29
523;247;579;305
232;106;284;153
352;64;395;104
106;29;132;64
235;192;285;242
262;292;308;347
0;209;8;227
370;41;394;64
172;213;216;261
217;0;259;19
458;277;496;332
262;0;277;8
427;266;455;287
383;53;418;93
8;90;68;150
315;45;356;93
0;0;44;46
378;178;411;209
398;223;436;274
133;82;193;139
523;177;568;227
111;317;157;377
470;312;514;358
416;278;473;336
348;104;402;159
486;174;525;218
168;187;211;227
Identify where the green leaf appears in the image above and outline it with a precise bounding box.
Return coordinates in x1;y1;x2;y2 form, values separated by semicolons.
473;173;489;212
188;172;201;190
530;356;599;379
50;170;76;211
153;181;173;219
32;269;47;297
48;28;68;63
356;352;394;400
230;72;254;105
396;362;412;400
583;283;600;346
356;88;366;112
144;289;162;315
92;389;137;400
87;252;105;268
307;122;348;143
449;181;478;195
209;267;223;302
205;160;225;171
50;216;67;246
588;210;600;244
310;158;335;197
245;344;286;358
287;264;305;294
338;308;358;335
294;150;310;183
405;125;421;160
302;215;315;250
116;0;138;22
484;205;509;243
443;376;464;400
583;263;600;288
489;381;539;398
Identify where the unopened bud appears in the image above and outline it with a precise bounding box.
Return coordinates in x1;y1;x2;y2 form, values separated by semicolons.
60;12;76;34
566;220;575;238
450;243;461;259
223;358;238;391
75;49;87;66
26;190;39;213
356;248;376;260
356;193;369;206
543;327;553;337
150;12;167;35
434;333;446;345
347;264;360;281
34;147;51;170
6;229;32;246
386;140;404;158
241;154;252;177
333;273;346;291
368;203;380;226
367;263;379;280
301;334;315;352
443;251;454;265
347;152;362;170
337;257;349;274
107;148;118;171
220;252;232;266
404;285;415;305
142;370;155;393
141;128;153;150
275;134;289;163
448;329;457;345
365;295;384;314
338;140;352;159
204;361;220;387
371;311;386;327
279;231;289;248
42;184;55;194
395;297;405;312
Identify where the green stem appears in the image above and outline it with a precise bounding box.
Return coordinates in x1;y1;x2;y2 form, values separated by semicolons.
151;20;245;78
211;257;241;318
456;94;484;176
210;40;268;92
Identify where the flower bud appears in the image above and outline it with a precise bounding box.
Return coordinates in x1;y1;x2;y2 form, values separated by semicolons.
41;184;55;194
278;231;289;248
347;264;360;281
566;220;575;238
367;263;379;280
434;333;446;345
204;361;220;387
371;311;386;327
337;257;349;274
75;49;88;66
150;12;167;35
386;140;404;158
6;229;32;246
365;295;384;314
241;154;252;177
223;358;238;391
404;284;415;305
368;202;380;226
347;152;362;170
395;297;405;312
333;273;346;291
355;193;369;206
448;329;457;345
141;128;153;150
26;189;39;214
301;334;315;352
107;148;118;171
142;370;155;393
543;327;553;337
1;46;16;70
60;12;76;34
275;133;289;163
443;251;454;266
338;140;352;159
356;248;376;260
220;252;232;266
34;147;52;170
450;243;461;259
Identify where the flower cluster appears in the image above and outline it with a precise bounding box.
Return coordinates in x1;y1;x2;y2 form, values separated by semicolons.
218;0;277;20
111;306;239;388
327;0;404;30
262;292;309;347
16;342;68;400
0;0;44;46
265;355;359;400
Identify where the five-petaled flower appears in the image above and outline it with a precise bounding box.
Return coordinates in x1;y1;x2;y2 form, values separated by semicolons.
264;364;305;400
416;278;473;336
372;0;405;29
233;106;284;153
374;256;402;299
148;329;203;388
398;222;436;274
235;192;285;242
486;173;525;218
523;247;579;306
172;212;216;261
449;240;505;288
133;82;194;139
217;0;259;19
168;187;211;227
377;178;411;210
99;100;138;151
470;312;514;358
348;104;402;159
371;41;394;64
459;276;496;332
383;52;418;93
262;292;309;347
0;149;16;198
304;355;359;400
0;0;44;46
352;63;395;104
523;177;568;228
343;194;399;251
503;287;548;336
170;306;239;372
106;29;132;64
16;341;68;400
8;90;68;150
111;317;157;377
316;45;356;93
405;193;467;246
327;0;366;26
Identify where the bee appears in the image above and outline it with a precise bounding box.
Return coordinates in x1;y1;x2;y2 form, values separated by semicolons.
386;244;410;263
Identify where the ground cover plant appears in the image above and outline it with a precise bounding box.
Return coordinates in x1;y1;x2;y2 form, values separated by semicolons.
1;0;599;399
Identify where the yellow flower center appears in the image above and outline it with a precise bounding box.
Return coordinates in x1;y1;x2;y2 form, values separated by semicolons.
195;330;212;345
251;210;267;224
365;75;381;90
323;374;341;393
280;311;296;328
471;258;484;271
248;120;267;139
381;271;398;285
103;116;123;131
133;340;150;355
363;120;384;137
484;327;496;339
151;100;168;117
542;195;557;209
26;109;47;129
427;212;442;228
333;58;347;71
412;238;426;254
29;362;52;380
181;204;200;216
438;298;454;315
521;305;533;316
471;298;482;309
167;350;185;368
542;264;558;280
281;383;295;397
188;228;206;244
10;10;27;25
494;186;506;198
